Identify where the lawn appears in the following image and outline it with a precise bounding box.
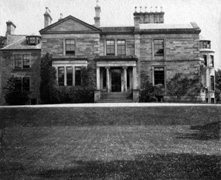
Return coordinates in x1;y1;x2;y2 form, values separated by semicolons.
0;105;221;179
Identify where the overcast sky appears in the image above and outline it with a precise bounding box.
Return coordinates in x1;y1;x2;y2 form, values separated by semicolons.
1;0;221;68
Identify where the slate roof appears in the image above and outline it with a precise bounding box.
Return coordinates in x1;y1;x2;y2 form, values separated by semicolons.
1;35;41;50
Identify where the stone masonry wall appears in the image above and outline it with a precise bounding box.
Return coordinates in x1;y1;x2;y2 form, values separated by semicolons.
99;34;135;56
0;50;41;105
41;34;100;60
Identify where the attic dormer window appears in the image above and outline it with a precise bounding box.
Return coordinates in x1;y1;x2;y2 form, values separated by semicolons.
26;36;40;46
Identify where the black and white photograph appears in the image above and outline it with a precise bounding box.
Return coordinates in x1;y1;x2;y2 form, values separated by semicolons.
0;0;220;179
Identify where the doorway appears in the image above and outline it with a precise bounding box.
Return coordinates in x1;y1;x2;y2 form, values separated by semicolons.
111;68;121;92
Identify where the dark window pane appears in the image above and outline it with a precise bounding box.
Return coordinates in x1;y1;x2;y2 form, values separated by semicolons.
154;40;164;56
203;55;207;66
14;54;22;69
65;39;75;55
29;37;36;45
15;77;22;91
154;67;164;85
211;76;215;91
23;54;31;68
75;67;81;86
117;40;126;56
210;55;214;67
58;67;64;86
106;40;115;55
67;66;73;86
23;77;30;91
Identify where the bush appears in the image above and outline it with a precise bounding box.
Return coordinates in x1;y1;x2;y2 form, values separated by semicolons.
52;86;94;103
167;73;202;101
140;81;164;102
4;77;30;105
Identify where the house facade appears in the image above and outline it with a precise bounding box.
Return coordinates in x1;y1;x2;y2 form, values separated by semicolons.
0;22;41;105
0;4;216;104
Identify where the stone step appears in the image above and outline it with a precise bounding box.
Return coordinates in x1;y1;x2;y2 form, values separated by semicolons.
101;92;132;99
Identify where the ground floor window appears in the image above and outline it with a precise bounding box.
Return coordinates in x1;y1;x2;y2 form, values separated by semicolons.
210;75;215;91
14;76;30;91
154;67;165;86
57;66;82;86
58;67;65;86
75;67;82;86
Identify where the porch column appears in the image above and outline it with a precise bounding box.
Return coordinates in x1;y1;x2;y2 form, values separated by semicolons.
96;66;100;90
106;67;110;92
133;66;138;89
123;67;127;92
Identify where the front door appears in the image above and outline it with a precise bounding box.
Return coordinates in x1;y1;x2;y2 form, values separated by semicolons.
111;68;121;92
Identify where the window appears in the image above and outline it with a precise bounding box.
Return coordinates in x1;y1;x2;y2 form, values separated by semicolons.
58;67;64;86
154;39;164;56
23;77;30;91
23;54;31;68
210;55;214;67
154;67;164;85
66;67;73;86
14;54;22;69
106;40;115;55
75;67;82;86
14;54;31;69
211;76;215;91
117;40;126;56
15;77;30;91
203;55;207;66
65;39;75;55
26;36;41;45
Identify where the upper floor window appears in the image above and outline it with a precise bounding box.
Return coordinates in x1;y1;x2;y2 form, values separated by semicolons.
200;41;211;49
210;55;214;67
65;39;75;55
117;40;126;56
203;55;207;66
154;39;164;56
26;36;40;45
14;54;31;69
154;67;164;86
106;40;115;55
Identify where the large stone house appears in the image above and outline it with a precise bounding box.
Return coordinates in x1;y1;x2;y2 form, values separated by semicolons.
0;4;215;104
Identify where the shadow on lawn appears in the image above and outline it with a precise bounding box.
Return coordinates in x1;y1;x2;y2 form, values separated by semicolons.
35;153;221;180
176;121;221;141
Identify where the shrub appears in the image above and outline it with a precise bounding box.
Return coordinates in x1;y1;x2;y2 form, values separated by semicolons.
140;81;164;102
4;76;30;105
167;73;202;101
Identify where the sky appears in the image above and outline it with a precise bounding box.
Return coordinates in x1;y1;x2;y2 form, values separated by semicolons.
1;0;221;68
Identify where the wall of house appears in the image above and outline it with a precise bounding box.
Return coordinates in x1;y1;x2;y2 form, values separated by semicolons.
138;33;202;101
41;33;100;61
0;50;41;105
99;34;135;56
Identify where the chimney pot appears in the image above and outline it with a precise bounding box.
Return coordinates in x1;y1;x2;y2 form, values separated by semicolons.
44;7;52;27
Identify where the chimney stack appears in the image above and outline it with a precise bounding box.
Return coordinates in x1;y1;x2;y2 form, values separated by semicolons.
44;7;52;27
133;6;164;27
94;0;101;27
6;21;16;35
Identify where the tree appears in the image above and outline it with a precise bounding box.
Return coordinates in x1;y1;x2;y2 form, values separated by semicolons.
40;53;57;104
4;76;30;105
215;69;221;103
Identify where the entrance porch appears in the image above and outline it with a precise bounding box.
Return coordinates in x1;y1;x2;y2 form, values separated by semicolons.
94;57;139;102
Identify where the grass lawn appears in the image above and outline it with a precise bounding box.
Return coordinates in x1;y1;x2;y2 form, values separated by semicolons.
0;106;221;179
